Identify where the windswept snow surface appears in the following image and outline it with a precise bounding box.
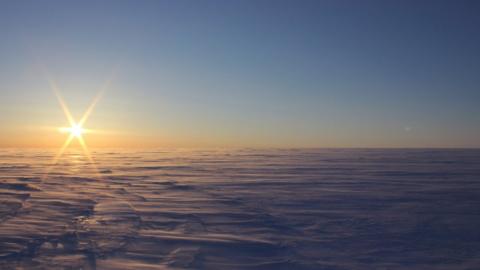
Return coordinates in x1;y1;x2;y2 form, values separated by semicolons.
0;148;479;269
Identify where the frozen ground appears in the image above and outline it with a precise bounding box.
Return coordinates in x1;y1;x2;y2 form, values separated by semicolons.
0;148;479;269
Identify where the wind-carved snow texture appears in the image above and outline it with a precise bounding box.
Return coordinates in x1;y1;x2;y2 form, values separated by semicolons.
0;149;479;269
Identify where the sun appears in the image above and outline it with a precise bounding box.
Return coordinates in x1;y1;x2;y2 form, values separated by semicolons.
59;123;86;138
50;80;105;167
42;73;114;180
70;124;84;138
70;125;84;138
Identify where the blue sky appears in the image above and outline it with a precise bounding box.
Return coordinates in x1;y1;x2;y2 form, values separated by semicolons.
1;0;479;147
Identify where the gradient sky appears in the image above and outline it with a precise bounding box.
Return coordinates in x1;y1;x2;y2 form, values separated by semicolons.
1;0;479;148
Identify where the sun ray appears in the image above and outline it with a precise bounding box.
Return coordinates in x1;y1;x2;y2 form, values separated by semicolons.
79;91;103;126
77;136;92;162
54;133;75;164
48;79;76;126
79;77;113;126
43;133;75;180
78;136;102;178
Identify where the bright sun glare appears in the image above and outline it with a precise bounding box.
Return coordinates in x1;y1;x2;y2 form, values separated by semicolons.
70;124;84;138
59;123;86;138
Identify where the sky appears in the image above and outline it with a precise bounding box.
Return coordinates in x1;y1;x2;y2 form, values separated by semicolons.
1;0;479;148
